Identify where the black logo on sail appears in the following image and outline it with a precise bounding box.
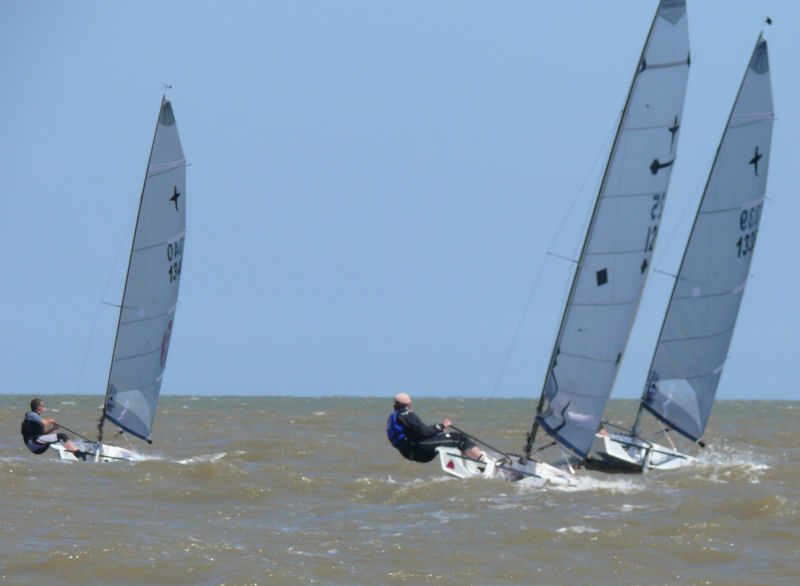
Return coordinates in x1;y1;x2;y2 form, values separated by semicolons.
650;158;674;175
749;146;763;176
170;186;181;211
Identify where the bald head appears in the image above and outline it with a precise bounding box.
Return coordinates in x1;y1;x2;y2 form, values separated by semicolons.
393;393;411;406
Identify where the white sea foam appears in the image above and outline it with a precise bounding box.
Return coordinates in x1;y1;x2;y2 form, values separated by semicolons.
430;509;471;522
553;474;646;494
556;525;599;534
691;441;770;484
176;452;227;464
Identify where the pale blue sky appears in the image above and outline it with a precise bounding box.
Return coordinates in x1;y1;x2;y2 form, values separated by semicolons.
1;1;796;400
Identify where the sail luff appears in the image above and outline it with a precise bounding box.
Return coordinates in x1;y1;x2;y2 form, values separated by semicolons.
98;96;166;444
100;96;186;443
637;34;773;442
528;0;690;459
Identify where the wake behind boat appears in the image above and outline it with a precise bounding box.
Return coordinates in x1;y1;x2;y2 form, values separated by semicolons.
54;97;187;462
589;34;774;472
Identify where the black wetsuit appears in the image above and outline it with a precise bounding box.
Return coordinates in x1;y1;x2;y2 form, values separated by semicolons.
387;407;476;463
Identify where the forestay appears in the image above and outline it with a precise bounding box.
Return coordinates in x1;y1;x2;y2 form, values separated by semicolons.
101;98;186;442
533;0;690;458
639;36;773;441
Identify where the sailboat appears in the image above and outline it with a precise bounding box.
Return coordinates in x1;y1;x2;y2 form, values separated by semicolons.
590;34;774;472
56;97;187;462
437;0;690;483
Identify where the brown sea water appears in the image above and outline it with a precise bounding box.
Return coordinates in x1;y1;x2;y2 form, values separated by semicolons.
1;395;797;585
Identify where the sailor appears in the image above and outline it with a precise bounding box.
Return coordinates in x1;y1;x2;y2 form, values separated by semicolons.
21;398;85;459
386;393;485;463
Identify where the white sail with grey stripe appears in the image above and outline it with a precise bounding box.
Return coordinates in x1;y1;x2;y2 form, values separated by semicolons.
525;0;690;460
635;34;773;442
99;97;186;443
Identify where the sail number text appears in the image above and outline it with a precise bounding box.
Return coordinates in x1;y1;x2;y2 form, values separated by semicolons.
736;203;762;258
644;193;665;252
167;236;184;283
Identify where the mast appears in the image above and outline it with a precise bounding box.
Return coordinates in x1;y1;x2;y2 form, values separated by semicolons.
634;34;773;441
525;0;690;460
98;96;165;444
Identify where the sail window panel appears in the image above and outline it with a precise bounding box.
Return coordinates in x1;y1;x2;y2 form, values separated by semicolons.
623;65;689;132
645;369;720;441
105;381;160;441
542;356;616;456
108;352;164;439
644;376;708;440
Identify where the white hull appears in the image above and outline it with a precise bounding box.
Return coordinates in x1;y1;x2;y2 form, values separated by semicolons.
436;447;577;487
588;432;693;472
54;442;141;462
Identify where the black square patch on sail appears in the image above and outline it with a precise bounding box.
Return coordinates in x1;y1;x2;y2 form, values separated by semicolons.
596;268;608;286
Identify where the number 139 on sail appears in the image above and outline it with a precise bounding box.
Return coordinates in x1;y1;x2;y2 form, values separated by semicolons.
167;236;184;283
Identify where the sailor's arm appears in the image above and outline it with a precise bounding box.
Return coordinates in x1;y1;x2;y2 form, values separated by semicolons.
398;410;440;439
43;418;59;433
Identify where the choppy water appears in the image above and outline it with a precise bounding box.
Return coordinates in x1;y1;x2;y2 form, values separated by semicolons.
1;395;798;584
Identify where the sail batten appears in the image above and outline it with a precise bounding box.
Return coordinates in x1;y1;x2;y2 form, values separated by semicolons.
639;59;691;70
120;308;177;326
639;35;773;442
114;348;163;362
531;0;690;459
148;159;187;177
559;353;618;364
100;97;186;443
660;327;734;345
571;300;640;308
604;191;670;199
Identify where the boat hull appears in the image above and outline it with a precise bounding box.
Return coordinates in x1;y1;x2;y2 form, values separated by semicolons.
54;442;141;462
587;432;693;472
436;447;577;487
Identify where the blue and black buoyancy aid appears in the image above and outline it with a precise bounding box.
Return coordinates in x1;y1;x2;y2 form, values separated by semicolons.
21;412;49;454
386;409;407;447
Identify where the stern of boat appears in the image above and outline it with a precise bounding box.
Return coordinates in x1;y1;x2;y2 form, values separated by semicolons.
436;447;495;479
588;432;694;472
54;441;140;462
436;447;578;486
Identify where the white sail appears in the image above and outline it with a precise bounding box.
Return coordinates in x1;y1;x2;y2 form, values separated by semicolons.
638;36;773;441
531;0;690;458
102;98;186;442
